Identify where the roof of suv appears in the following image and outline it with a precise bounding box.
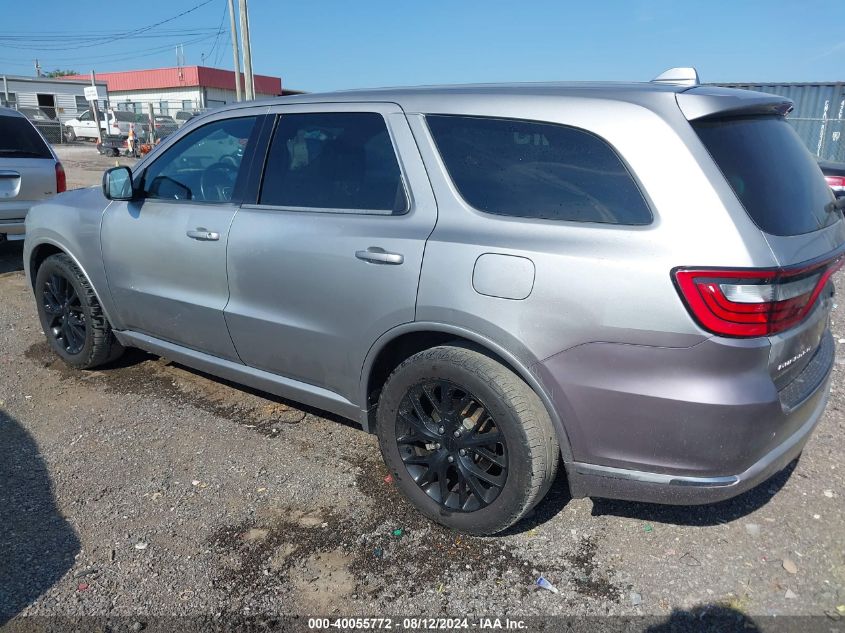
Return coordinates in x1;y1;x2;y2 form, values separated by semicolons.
205;81;788;122
247;81;688;108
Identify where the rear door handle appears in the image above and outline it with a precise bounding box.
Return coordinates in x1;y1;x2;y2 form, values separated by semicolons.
355;247;404;265
186;228;220;241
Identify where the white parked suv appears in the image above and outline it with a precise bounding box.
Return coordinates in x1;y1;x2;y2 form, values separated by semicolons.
64;109;138;142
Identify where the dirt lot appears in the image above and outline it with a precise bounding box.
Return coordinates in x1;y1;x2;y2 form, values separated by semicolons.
0;145;843;631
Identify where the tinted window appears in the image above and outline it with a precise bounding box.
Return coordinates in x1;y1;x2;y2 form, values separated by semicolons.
142;116;256;203
260;112;407;214
114;111;136;122
693;116;836;236
0;115;52;158
427;115;651;224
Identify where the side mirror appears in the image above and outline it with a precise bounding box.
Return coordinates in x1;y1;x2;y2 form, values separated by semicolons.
102;166;135;201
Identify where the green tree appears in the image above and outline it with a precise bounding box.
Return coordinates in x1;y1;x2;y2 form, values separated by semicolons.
45;69;79;78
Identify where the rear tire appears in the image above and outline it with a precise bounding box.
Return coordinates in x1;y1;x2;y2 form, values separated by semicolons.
35;253;124;369
376;344;559;535
64;127;76;142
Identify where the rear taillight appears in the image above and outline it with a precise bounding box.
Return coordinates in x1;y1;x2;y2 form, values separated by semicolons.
825;175;845;191
674;254;844;337
55;162;66;193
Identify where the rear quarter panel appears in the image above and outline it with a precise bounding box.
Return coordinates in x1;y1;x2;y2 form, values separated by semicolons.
407;96;778;366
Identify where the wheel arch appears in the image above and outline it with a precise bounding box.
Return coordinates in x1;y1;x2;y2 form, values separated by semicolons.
360;322;574;463
28;239;116;327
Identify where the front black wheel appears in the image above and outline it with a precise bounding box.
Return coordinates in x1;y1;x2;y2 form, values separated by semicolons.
35;254;124;369
377;344;559;535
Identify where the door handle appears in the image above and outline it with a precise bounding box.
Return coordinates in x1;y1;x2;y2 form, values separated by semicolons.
355;247;404;265
186;228;220;241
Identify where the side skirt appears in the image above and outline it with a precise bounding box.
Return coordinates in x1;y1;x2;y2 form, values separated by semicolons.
114;330;364;426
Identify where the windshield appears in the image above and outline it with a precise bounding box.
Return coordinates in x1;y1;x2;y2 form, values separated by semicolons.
693;115;837;236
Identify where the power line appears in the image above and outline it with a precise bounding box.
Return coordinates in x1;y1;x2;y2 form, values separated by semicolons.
0;31;219;52
17;34;217;68
203;0;229;67
0;0;216;52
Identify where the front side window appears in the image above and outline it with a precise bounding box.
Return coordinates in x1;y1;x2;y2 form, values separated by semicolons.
142;116;256;203
259;112;407;214
427;115;652;225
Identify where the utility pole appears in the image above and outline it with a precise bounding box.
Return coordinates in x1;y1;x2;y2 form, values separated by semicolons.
238;0;254;101
227;0;242;102
90;71;103;145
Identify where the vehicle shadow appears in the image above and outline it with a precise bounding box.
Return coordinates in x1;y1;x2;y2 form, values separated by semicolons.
646;604;762;632
0;241;24;274
590;459;797;526
0;409;80;624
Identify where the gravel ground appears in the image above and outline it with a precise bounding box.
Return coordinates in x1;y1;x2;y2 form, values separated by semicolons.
0;145;843;631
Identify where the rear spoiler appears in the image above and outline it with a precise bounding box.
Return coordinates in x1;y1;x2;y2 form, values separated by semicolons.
676;86;793;121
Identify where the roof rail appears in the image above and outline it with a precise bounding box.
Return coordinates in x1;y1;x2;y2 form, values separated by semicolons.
651;67;700;86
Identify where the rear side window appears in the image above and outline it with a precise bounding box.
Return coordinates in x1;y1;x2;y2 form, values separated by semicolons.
426;115;652;225
259;112;407;214
692;116;836;236
0;115;51;159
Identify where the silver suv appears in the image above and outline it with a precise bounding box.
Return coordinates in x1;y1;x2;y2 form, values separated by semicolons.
0;107;64;242
23;70;844;534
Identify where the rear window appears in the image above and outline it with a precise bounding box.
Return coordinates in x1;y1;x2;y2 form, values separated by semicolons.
426;115;652;225
114;111;136;122
692;116;837;236
0;115;52;158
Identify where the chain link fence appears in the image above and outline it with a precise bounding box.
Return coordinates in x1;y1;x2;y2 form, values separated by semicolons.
6;98;216;146
788;112;845;163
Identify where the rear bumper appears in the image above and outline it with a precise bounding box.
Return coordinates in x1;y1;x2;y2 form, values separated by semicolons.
537;329;834;505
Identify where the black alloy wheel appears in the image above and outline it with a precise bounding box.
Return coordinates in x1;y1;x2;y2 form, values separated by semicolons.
34;253;124;369
397;380;508;512
41;271;86;355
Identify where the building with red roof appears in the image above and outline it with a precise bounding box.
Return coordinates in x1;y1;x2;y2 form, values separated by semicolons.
63;66;284;114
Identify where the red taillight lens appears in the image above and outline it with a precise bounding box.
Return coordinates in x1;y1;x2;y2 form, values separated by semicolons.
55;162;66;193
825;175;845;191
674;254;844;337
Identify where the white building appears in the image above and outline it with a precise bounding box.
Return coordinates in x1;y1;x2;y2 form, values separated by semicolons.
1;74;109;124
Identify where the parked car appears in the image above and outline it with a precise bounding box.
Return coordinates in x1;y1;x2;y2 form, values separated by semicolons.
819;159;845;199
64;109;138;142
174;110;197;127
0;107;64;242
152;115;179;138
17;107;62;143
23;70;844;535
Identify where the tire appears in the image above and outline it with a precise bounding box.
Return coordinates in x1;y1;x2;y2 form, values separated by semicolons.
65;127;76;142
376;344;559;535
34;253;124;369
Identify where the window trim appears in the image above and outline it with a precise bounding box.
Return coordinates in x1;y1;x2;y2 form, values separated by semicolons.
254;111;411;217
137;114;262;206
424;113;654;227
